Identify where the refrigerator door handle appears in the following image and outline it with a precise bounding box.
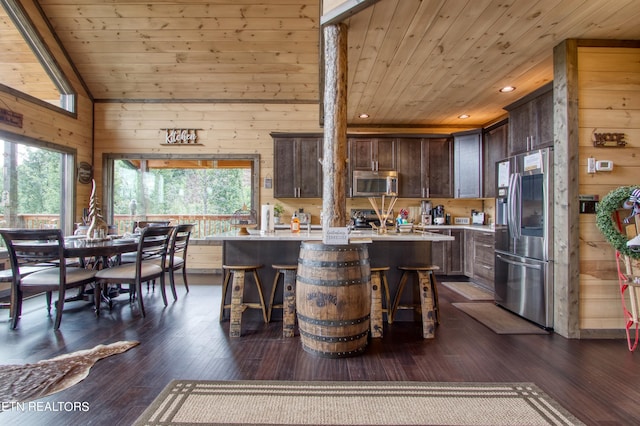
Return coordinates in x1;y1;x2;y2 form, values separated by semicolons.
507;172;518;238
496;253;542;270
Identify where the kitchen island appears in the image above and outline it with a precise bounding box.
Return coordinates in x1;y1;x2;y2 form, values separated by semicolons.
207;229;454;322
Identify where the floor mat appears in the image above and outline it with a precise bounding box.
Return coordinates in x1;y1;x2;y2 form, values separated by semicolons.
441;281;494;300
452;302;549;334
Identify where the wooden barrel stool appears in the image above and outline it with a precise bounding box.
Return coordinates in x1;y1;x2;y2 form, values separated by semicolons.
268;264;298;338
219;264;268;337
370;266;392;338
391;265;440;339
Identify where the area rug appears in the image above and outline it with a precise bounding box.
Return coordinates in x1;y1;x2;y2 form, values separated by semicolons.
134;380;584;425
0;340;139;405
441;281;494;301
452;302;549;335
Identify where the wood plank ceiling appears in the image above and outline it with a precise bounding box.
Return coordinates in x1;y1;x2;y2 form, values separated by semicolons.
2;0;640;127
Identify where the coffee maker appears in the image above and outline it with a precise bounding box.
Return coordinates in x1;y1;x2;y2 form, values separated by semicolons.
433;205;445;225
420;200;432;225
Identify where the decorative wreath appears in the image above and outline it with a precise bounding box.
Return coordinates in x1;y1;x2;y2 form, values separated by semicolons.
596;185;640;259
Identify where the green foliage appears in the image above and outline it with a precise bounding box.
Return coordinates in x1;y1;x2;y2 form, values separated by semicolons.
16;147;61;214
595;185;640;259
113;160;252;215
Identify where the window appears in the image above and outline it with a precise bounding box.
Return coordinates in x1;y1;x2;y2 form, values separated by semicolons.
0;136;74;234
1;0;76;113
104;154;260;238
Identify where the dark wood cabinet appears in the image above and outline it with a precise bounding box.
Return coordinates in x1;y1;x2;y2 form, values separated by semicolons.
429;228;464;276
453;131;482;198
396;137;453;198
482;120;508;198
464;229;495;290
349;137;396;171
505;82;553;155
273;136;322;198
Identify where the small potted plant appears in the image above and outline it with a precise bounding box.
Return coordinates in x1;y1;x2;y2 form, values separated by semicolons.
273;203;284;224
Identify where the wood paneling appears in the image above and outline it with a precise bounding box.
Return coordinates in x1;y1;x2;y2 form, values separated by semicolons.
5;1;640;128
578;46;640;331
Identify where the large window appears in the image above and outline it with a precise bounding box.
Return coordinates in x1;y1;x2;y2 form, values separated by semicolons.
0;136;74;234
104;154;259;238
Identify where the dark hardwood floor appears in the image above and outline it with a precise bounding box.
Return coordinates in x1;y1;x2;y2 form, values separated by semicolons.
0;273;638;425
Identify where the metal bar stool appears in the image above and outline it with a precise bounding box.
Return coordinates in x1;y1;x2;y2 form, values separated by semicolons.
370;266;392;338
268;264;297;338
220;264;268;337
391;265;440;339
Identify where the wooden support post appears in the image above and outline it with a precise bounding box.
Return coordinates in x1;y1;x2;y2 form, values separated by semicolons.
322;23;348;229
229;270;245;338
282;269;297;338
417;271;435;339
370;271;383;338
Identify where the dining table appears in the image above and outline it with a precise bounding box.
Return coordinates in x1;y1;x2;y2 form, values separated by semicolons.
63;235;140;304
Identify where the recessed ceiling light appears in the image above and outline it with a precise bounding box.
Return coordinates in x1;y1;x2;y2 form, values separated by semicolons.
500;86;516;93
458;114;470;119
359;113;369;119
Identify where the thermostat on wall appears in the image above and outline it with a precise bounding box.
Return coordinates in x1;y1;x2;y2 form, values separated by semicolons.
596;160;613;172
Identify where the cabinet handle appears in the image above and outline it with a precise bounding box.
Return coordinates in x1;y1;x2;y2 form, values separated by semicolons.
426;188;430;198
480;243;492;248
481;265;492;270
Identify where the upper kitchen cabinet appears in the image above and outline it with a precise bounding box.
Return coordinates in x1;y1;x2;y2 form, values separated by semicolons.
482;120;508;198
505;82;553;155
349;137;396;172
396;137;453;198
453;130;482;198
272;135;323;198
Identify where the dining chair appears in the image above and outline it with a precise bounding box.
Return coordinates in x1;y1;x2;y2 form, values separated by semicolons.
0;228;98;330
95;225;173;317
162;223;194;300
131;220;171;233
120;220;173;265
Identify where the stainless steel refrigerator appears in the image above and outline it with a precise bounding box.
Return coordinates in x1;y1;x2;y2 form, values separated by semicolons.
494;147;553;329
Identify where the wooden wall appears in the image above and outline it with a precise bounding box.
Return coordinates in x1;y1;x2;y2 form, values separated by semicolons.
93;102;482;271
0;0;94;225
578;46;640;331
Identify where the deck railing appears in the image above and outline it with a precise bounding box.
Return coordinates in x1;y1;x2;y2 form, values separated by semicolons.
2;214;234;239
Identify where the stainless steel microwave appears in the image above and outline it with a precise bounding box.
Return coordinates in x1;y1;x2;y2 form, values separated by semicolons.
351;170;398;197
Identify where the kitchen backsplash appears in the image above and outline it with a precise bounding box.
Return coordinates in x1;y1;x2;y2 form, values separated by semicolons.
274;198;496;226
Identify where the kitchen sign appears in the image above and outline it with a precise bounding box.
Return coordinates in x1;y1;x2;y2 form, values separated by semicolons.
160;128;202;145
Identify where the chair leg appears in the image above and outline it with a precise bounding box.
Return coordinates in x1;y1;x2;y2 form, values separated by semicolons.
219;271;231;322
169;270;178;301
94;283;101;316
267;270;281;323
382;272;392;324
252;269;268;323
182;267;189;293
159;274;168;307
54;290;65;330
136;280;146;317
10;288;22;329
46;291;52;314
390;271;410;323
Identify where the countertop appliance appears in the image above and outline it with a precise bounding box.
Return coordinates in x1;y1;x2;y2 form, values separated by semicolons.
432;205;445;225
494;147;553;329
471;210;485;225
351;170;398;197
350;209;393;229
421;200;432;225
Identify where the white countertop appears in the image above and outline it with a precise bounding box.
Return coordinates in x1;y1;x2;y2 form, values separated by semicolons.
205;229;455;242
